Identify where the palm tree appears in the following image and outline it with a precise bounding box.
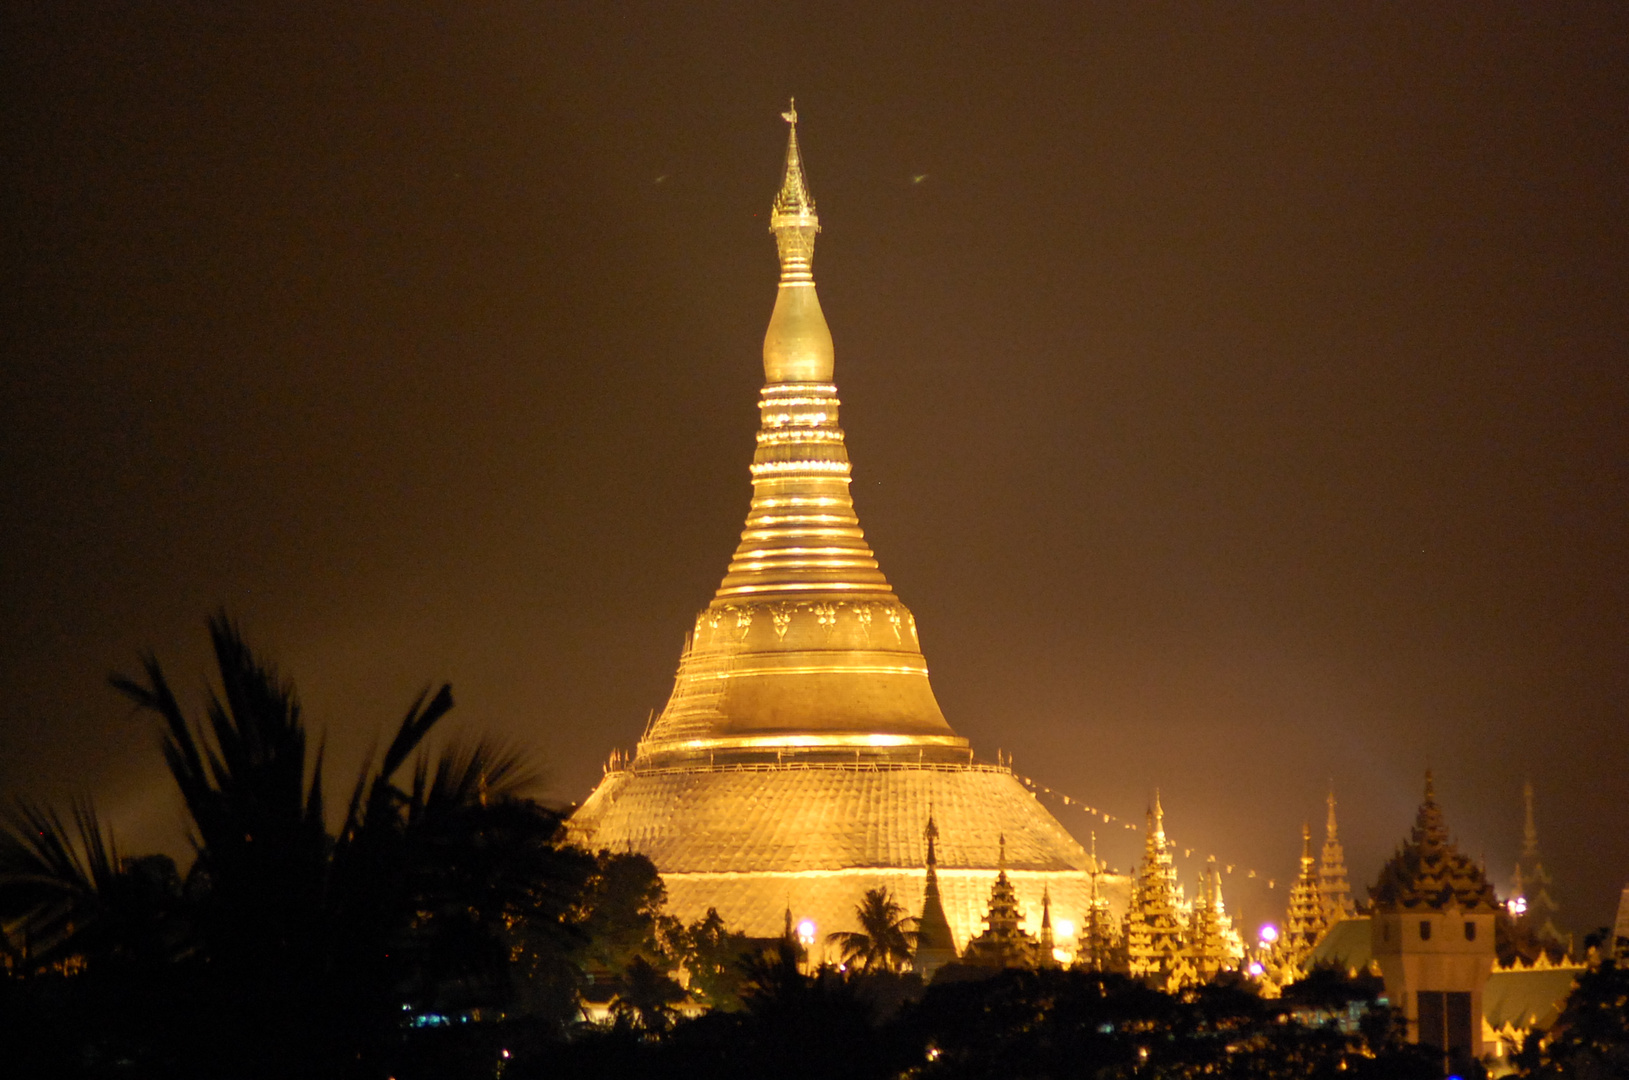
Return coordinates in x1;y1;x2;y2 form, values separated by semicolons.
3;613;589;1075
610;954;687;1034
825;886;916;973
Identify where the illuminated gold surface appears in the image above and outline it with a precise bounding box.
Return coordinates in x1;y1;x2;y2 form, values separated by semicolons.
569;106;1113;947
570;761;1124;949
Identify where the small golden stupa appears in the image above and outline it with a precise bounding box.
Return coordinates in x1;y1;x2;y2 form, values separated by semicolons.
570;103;1118;951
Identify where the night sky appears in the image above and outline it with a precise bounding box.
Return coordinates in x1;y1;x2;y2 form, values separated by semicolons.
4;4;1627;936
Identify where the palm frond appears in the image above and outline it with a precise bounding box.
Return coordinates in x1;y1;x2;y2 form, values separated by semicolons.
0;797;121;962
337;682;454;845
420;741;539;814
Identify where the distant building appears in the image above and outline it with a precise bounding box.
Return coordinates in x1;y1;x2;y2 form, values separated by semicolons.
1369;771;1499;1072
1310;915;1584;1068
1508;780;1567;956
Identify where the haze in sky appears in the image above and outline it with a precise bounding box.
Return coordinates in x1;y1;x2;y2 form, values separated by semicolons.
3;4;1626;935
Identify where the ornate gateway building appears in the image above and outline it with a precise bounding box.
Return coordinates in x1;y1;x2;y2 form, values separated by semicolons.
570;105;1118;952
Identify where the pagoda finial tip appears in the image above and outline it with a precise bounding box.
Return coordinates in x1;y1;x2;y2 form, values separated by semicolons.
782;97;797;125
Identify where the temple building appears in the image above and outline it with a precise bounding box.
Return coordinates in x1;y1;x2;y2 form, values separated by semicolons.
1369;772;1499;1071
569;105;1117;950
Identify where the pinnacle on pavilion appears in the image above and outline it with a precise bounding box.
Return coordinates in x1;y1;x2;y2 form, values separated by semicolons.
1275;821;1328;977
1123;792;1186;987
913;811;957;977
1370;771;1498;914
1319;788;1355;923
1076;832;1119;972
1038;887;1060;967
1184;855;1244;983
1509;779;1566;952
964;834;1042;969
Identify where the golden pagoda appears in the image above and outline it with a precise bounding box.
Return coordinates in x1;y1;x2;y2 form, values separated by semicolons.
568;104;1115;950
1074;832;1120;972
1122;794;1186;987
1319;789;1355;924
1182;855;1244;983
962;836;1045;969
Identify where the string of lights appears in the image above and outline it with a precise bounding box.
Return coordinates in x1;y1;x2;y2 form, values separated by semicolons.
1013;773;1280;890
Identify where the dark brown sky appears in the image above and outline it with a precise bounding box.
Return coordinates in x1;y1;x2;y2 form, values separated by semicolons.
4;3;1627;935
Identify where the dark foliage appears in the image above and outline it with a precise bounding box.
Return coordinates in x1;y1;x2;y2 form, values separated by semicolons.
677;906;752;1010
1515;958;1629;1079
0;615;591;1079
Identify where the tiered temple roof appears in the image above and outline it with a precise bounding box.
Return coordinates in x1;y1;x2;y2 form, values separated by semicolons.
962;836;1044;969
1369;772;1498;913
1184;856;1244;982
1124;794;1186;986
1319;789;1355;922
1075;832;1120;972
1284;823;1328;951
569;104;1116;949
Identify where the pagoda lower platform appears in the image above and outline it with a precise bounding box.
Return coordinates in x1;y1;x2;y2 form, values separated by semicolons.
569;756;1128;951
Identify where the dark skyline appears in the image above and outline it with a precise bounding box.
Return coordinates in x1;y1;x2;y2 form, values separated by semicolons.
4;4;1626;933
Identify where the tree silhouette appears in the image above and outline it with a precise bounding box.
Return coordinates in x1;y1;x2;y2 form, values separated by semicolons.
610;954;687;1034
1;614;592;1077
1516;958;1629;1078
826;886;915;973
679;906;751;1010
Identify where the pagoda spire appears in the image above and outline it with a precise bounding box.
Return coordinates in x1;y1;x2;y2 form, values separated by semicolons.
1284;822;1327;953
763;98;833;383
964;829;1041;969
1510;779;1566;954
914;809;957;977
1076;831;1119;972
1185;855;1244;982
1039;886;1059;966
1125;796;1184;987
1319;787;1354;922
1521;778;1539;859
631;104;966;762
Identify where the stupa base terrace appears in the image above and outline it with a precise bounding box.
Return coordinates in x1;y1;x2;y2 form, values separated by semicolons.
569;752;1128;951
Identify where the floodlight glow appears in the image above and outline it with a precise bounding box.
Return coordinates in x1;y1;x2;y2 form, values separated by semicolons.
1507;897;1528;917
796;918;817;946
1258;924;1279;945
1247;961;1265;977
1055;918;1075;938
